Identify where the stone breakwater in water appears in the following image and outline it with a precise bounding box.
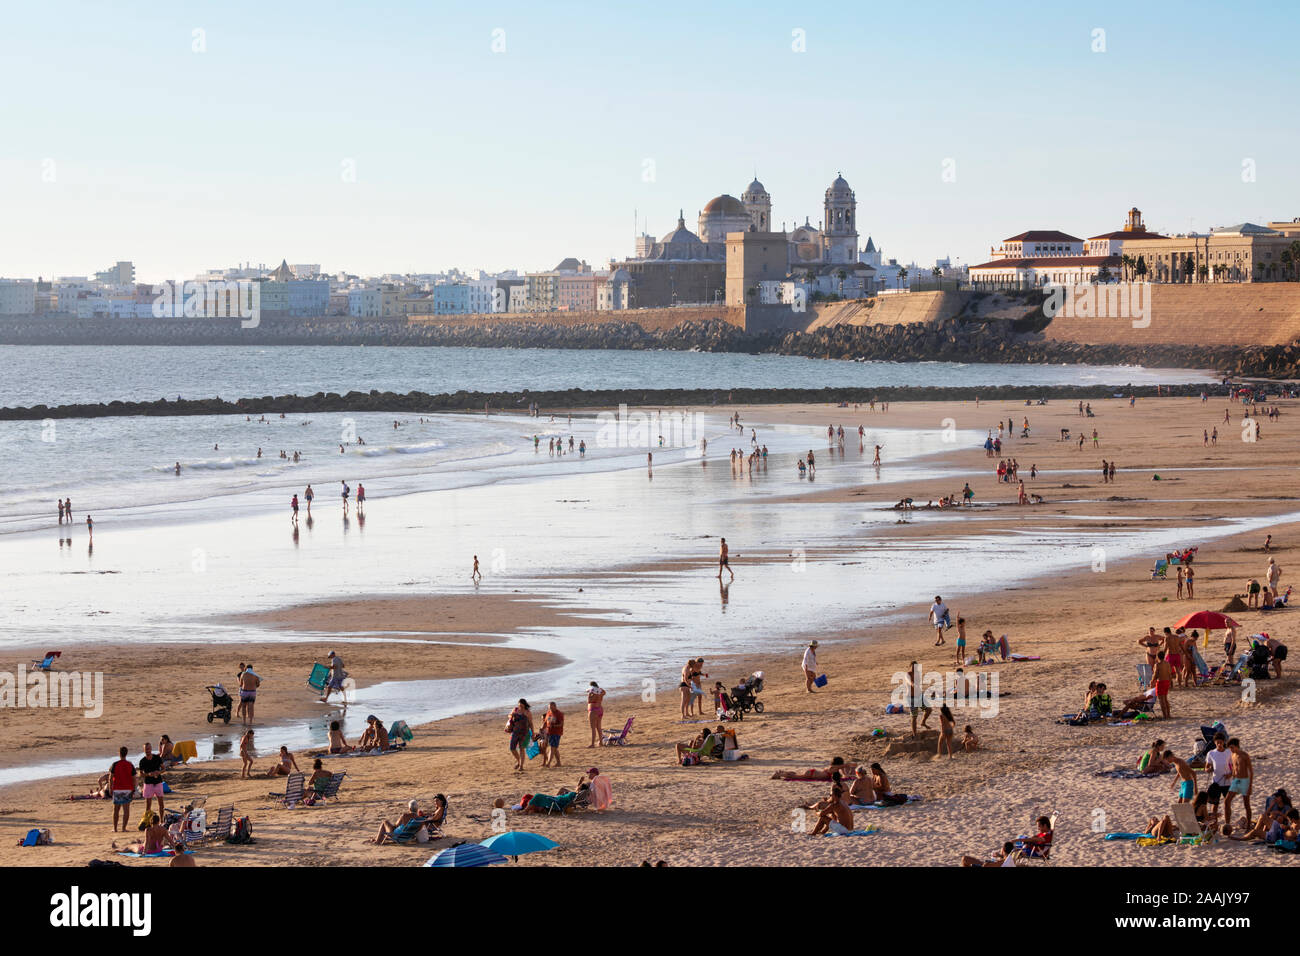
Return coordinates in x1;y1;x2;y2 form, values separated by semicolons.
1;314;1293;378
0;383;1235;422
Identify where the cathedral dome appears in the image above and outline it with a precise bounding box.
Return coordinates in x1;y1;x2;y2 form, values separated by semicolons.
702;194;746;216
745;179;767;195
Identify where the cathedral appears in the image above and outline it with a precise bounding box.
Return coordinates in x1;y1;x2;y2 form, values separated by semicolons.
620;172;876;307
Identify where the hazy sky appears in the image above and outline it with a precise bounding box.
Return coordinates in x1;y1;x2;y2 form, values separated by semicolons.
1;0;1296;282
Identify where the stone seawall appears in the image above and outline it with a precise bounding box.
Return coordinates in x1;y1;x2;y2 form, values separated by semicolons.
0;382;1235;422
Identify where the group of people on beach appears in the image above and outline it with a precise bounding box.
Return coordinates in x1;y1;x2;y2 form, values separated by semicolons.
505;684;610;772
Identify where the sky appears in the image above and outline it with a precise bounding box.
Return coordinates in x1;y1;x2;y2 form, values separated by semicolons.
1;0;1297;282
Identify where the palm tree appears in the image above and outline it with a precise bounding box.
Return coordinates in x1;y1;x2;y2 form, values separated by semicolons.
1282;250;1294;282
1197;264;1209;283
898;266;909;289
1120;254;1134;283
1135;257;1148;282
1291;241;1300;280
1098;265;1112;283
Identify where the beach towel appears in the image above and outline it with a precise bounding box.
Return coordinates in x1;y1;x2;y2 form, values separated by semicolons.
1102;832;1148;841
1094;767;1170;780
117;849;193;858
589;774;615;810
850;795;921;810
826;822;880;837
172;740;198;763
1008;654;1040;661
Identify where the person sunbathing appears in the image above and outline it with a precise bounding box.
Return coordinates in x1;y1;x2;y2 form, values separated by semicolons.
131;813;178;855
809;782;855;835
357;715;390;751
327;720;354;754
675;730;710;764
1146;815;1176;839
301;759;332;805
265;746;300;777
961;842;1020;867
369;800;424;844
1016;816;1054;858
771;756;856;781
847;766;877;806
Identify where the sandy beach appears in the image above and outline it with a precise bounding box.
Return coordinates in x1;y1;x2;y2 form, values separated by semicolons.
3;394;1298;867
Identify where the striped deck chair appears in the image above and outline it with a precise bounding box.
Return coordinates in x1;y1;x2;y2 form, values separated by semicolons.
273;772;305;806
187;805;234;846
309;771;346;804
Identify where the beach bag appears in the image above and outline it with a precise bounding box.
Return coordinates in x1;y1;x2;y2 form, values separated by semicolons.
226;816;254;845
814;674;828;688
415;825;431;844
680;753;699;766
18;828;51;847
525;737;541;760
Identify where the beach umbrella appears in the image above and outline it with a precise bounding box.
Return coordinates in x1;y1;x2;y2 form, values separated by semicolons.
424;843;509;867
479;831;559;862
1172;611;1239;631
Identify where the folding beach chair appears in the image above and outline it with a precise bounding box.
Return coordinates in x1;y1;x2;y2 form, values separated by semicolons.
189;805;234;845
1171;802;1208;844
683;734;726;762
274;772;305;807
1151;561;1168;580
600;717;634;746
387;816;432;844
310;772;347;804
307;662;330;692
31;651;61;671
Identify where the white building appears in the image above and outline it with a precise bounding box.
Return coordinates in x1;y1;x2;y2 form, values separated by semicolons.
0;278;36;315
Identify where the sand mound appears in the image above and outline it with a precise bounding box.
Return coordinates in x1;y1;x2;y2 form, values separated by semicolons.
1222;595;1250;612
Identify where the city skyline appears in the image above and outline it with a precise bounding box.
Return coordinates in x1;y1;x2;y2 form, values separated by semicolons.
1;0;1296;282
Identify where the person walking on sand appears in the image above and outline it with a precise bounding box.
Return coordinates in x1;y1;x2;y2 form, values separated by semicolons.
1266;557;1282;594
586;682;605;748
319;650;347;703
291;494;299;524
507;699;534;772
304;484;314;515
138;741;166;820
356;483;365;513
541;702;564;767
717;537;734;581
340;480;350;515
109;746;136;833
873;444;882;466
802;641;819;693
1185;563;1195;600
929;596;951;646
472;554;481;583
238;663;260;725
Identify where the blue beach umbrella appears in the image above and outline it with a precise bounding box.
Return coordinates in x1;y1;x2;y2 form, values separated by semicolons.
424;843;509;867
479;831;560;861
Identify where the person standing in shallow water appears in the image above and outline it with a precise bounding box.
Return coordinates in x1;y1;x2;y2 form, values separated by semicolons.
717;538;734;581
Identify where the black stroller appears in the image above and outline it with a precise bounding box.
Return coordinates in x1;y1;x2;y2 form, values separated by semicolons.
728;671;765;716
206;684;233;724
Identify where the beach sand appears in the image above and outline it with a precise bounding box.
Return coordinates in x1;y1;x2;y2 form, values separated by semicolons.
2;394;1297;867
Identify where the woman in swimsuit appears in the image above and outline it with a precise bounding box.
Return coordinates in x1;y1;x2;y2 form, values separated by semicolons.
327;720;353;754
265;745;300;777
586;682;605;748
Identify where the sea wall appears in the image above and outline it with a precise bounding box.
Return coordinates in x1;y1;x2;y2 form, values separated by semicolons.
0;381;1237;422
1044;284;1300;347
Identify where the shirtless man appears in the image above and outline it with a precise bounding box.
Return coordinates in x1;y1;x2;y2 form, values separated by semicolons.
472;555;481;583
905;661;931;736
238;664;261;725
1169;751;1197;803
1152;650;1173;719
717;537;734;581
847;766;877;806
1225;738;1254;830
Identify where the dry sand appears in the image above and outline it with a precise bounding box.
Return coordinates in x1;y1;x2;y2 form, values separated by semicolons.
3;395;1298;867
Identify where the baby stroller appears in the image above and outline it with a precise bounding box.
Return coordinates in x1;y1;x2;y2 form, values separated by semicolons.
206;684;233;724
715;689;743;722
729;671;766;716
